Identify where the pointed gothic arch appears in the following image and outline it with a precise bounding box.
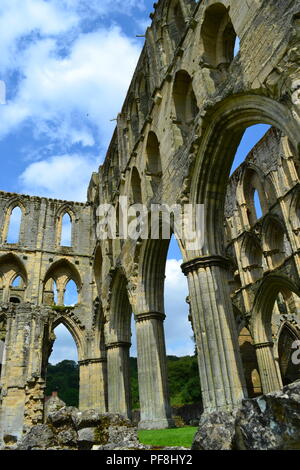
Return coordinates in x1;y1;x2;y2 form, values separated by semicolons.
262;216;288;269
190;94;299;256
252;275;300;393
173;70;199;145
167;0;186;50
200;2;237;68
0;253;27;303
240;233;264;284
43;259;81;306
55;206;76;248
2;199;26;245
130;167;143;205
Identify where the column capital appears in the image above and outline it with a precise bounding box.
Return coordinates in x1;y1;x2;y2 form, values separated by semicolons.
253;341;274;350
135;312;166;323
105;341;131;351
181;255;231;275
78;357;107;366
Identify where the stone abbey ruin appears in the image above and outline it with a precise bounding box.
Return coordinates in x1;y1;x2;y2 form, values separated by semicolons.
1;0;300;450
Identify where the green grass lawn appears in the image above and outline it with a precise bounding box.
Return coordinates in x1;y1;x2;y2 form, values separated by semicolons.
138;427;197;449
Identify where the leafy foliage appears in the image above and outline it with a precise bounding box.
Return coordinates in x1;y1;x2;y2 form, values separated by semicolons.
45;360;79;407
130;355;201;408
45;355;201;409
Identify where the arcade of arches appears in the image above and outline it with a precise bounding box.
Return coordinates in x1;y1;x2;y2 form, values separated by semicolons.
1;0;300;445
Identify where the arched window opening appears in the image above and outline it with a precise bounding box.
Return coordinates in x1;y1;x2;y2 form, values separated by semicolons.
0;254;27;303
289;191;300;236
273;290;300;316
173;71;198;124
61;213;72;247
43;260;81;307
278;323;300;386
201;3;237;68
230;125;280;230
146;132;162;196
253;189;263;220
146;132;162;176
234;36;240;57
238;327;262;397
11;275;22;288
94;245;103;296
7;206;22;244
43;278;57;306
131;167;142;205
53;280;58;304
173;70;199;143
244;174;267;226
64;280;78;306
9;274;26;303
241;235;263;284
168;1;186;50
46;324;79;408
270;289;300;387
263;218;287;269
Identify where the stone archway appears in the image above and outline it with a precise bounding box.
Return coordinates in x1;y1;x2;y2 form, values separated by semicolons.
277;322;300;386
181;95;300;413
252;274;300;394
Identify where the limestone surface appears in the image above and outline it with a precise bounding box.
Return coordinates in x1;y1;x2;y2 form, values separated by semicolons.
0;0;300;445
16;408;142;451
193;380;300;450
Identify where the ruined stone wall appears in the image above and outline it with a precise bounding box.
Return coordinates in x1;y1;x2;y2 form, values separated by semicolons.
0;191;94;309
0;193;107;445
1;0;300;445
87;0;300;427
88;0;300;315
224;127;300;396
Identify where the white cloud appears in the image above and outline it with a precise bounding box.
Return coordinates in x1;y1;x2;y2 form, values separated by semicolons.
0;26;141;148
19;153;99;201
0;0;145;72
0;0;77;72
67;0;145;16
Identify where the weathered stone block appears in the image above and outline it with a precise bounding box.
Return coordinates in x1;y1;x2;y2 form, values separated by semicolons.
235;380;300;450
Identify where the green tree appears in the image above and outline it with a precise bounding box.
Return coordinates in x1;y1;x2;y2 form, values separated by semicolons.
45;360;79;407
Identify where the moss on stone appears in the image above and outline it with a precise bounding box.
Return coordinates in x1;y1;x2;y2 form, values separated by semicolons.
94;417;110;444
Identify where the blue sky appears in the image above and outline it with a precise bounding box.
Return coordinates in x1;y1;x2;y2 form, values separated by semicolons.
0;0;270;363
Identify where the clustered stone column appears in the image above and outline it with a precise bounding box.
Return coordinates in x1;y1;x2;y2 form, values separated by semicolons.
135;312;174;429
0;303;53;446
182;256;248;413
106;341;132;419
78;357;107;412
254;341;283;394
